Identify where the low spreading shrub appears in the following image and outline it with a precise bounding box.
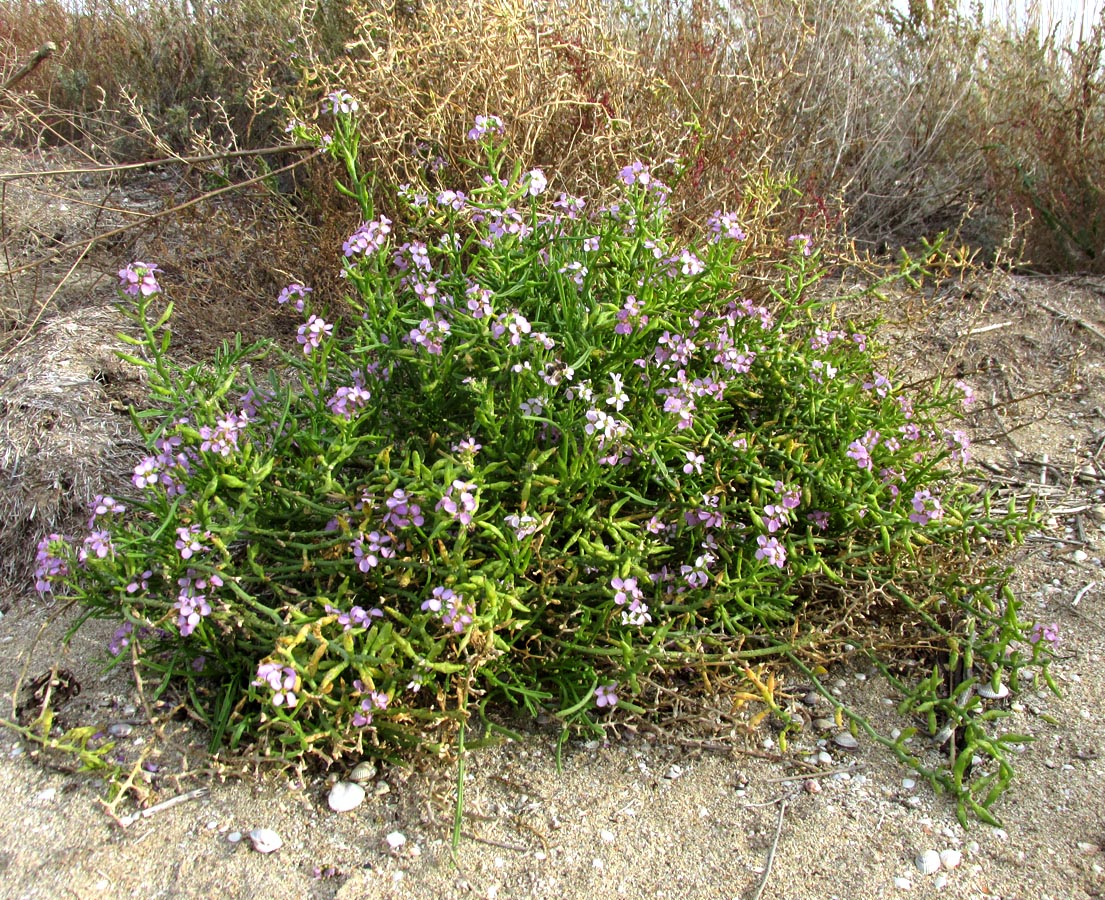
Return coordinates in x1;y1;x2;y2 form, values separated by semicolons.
35;98;1051;824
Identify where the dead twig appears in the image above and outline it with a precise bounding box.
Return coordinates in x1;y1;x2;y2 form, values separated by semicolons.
1038;299;1105;345
748;798;787;900
112;787;210;828
2;42;57;92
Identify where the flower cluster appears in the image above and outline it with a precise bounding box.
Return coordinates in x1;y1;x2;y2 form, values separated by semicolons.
343;217;392;259
611;576;650;626
174;569;222;636
118;261;161;297
351;531;394;571
436;480;479;528
254;662;299;708
421;586;475;633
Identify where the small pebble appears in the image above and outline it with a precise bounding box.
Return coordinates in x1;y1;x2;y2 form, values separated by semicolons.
249;828;283;853
902;778;916;791
893;876;913;890
385;831;407;851
600;829;615;843
108;723;133;737
329;781;366;812
227;831;242;843
933;872;948;889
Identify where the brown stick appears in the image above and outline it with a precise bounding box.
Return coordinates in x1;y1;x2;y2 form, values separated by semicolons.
2;42;58;92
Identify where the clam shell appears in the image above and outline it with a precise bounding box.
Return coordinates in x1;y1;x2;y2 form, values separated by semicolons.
939;848;962;870
915;849;941;875
249;828;283;853
349;760;378;783
328;780;366;813
832;731;859;750
978;682;1010;700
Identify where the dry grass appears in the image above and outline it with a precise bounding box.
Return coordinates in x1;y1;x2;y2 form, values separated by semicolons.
3;0;1103;270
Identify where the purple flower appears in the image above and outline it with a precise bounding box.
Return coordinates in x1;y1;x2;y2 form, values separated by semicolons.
678;250;705;276
908;489;943;526
505;513;540;540
297;315;333;355
436;189;467;211
383;489;424;530
126;569;152;594
351;531;394;571
846;431;880;471
79;530;114;562
118;261;161;297
755;535;787;568
787;233;813;256
33;534;69;594
327;89;358;115
955;380;975;408
199;413;246;456
328;382;372;418
763;504;790;533
945;429;971;464
108;622;134;656
614;294;649;335
619;161;651;187
707;210;747;241
1030;622;1060;647
174;569;221;636
421;587;474;633
524;169;547;196
453;436;482;457
612;576;650;626
468;114;504;141
89;494;125;527
174;525;210;560
406;315;451;355
325;603;383;631
254;662;298;708
436;480;478;527
343;217;392;258
807;510;830;531
863;372;891;397
595;683;618;708
277;283;312;312
683;450;704;475
352;690;389;727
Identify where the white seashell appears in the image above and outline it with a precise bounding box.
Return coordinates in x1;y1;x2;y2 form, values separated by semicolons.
977;682;1010;700
939;848;962;870
833;731;859;750
328;781;366;812
933;872;948;889
893;876;913;890
349;760;377;783
385;831;407;850
249;828;283;853
915;849;941;875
